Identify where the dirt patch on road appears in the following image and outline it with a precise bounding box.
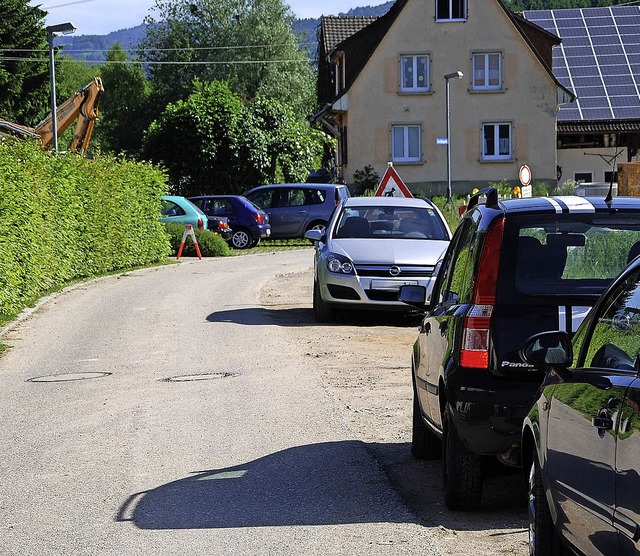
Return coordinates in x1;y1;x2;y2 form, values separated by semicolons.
260;266;529;556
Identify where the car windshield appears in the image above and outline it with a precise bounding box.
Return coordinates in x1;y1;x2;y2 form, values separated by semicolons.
511;214;640;295
333;205;449;240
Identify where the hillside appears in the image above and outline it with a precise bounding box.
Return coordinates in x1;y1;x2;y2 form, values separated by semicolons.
57;2;395;63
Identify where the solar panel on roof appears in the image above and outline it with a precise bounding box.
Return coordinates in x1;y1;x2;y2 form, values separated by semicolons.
583;108;615;119
580;86;606;97
608;85;638;96
557;108;582;121
524;5;640;122
615;107;640;119
581;97;612;109
594;45;624;56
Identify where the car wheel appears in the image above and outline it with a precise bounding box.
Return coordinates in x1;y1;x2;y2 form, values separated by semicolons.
411;376;441;459
231;229;252;249
529;454;560;555
313;281;334;323
307;221;327;235
442;405;483;510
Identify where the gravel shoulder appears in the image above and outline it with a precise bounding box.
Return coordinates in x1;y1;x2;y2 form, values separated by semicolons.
259;260;529;556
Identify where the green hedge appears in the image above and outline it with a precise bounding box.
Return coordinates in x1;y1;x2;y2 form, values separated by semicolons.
0;140;171;319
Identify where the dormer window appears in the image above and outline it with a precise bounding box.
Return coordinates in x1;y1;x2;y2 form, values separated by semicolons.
436;0;466;21
400;54;430;93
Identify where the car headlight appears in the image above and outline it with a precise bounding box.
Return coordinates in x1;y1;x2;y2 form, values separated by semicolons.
327;253;354;275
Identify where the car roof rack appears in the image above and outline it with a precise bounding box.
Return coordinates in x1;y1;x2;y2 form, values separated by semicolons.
467;187;499;210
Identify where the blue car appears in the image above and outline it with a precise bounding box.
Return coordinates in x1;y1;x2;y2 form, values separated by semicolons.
244;183;349;239
189;195;270;249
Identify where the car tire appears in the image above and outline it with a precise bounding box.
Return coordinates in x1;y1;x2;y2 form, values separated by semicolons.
313;281;334;323
306;221;327;235
442;405;483;511
529;454;561;555
411;376;441;459
231;229;252;249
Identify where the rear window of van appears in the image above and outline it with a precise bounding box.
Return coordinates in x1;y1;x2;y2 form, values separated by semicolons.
507;215;640;296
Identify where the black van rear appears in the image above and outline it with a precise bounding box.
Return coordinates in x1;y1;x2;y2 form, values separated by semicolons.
406;189;640;510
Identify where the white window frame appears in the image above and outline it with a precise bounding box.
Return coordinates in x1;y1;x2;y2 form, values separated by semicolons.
391;124;422;163
472;52;502;91
436;0;467;21
482;123;512;161
400;54;430;93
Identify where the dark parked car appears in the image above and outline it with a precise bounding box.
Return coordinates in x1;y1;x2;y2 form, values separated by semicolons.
521;254;640;556
244;183;349;239
189;195;270;249
206;215;232;242
400;187;640;510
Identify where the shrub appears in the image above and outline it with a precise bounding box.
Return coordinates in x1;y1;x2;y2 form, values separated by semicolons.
352;165;380;196
0;140;171;319
163;222;230;257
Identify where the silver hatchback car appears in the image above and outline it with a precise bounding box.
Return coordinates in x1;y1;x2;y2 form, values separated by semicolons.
305;196;452;322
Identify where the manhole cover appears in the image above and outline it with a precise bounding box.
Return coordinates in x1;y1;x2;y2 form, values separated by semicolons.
164;372;239;383
28;372;112;383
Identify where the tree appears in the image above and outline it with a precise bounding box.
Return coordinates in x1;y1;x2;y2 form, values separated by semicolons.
0;0;50;124
97;44;153;154
142;80;327;196
140;0;316;117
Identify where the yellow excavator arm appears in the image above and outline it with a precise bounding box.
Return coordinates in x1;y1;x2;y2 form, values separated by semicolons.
34;77;104;152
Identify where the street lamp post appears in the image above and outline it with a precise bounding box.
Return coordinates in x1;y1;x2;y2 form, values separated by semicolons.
444;71;463;205
46;22;76;152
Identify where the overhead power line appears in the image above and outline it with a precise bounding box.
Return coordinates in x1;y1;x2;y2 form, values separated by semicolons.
0;56;310;65
0;42;315;55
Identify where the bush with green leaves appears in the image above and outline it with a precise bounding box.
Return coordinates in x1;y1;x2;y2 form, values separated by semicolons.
142;80;328;196
163;222;230;257
352;165;380;196
0;140;172;319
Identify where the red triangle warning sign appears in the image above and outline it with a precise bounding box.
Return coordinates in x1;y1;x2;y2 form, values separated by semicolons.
374;165;413;198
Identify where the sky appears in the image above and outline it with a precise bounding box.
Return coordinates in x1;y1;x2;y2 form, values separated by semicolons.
33;0;378;36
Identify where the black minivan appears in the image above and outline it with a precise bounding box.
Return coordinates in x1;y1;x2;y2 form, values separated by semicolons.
401;187;640;510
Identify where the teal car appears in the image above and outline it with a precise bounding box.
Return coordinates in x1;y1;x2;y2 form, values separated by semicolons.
159;196;208;230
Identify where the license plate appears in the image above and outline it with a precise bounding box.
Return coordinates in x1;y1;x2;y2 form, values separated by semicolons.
370;279;417;291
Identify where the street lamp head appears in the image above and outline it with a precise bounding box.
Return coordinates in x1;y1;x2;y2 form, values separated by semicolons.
444;71;464;80
46;22;76;35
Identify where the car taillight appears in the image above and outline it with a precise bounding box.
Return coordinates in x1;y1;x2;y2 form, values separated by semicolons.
253;213;265;224
460;217;504;369
218;220;229;230
197;217;204;230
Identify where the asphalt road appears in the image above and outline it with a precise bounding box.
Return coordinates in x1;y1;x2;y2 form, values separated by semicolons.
0;251;443;556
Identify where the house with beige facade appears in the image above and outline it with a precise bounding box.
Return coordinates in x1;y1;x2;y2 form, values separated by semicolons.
314;0;575;196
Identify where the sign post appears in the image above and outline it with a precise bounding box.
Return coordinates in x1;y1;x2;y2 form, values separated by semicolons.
519;164;533;198
176;225;202;260
374;163;413;198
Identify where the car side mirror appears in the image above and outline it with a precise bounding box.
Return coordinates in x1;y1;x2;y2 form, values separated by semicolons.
399;284;429;311
304;229;325;243
521;331;573;369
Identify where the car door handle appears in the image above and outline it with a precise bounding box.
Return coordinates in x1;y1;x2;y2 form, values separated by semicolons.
439;321;448;336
